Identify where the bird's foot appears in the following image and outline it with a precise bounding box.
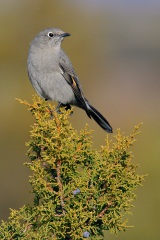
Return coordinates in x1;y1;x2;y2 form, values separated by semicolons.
56;103;73;115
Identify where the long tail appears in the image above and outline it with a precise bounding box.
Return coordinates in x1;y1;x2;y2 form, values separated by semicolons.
87;104;113;133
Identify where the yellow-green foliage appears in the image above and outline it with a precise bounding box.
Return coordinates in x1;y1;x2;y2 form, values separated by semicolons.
0;96;145;240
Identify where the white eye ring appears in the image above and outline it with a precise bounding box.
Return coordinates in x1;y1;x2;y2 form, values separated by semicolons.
48;32;54;38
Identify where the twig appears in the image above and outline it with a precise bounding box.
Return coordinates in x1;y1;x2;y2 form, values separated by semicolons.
56;159;65;213
98;203;111;218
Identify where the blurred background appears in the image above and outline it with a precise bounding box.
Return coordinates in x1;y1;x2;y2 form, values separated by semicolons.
0;0;160;239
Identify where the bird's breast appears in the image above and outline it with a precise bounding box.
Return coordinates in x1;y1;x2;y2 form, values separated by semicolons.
28;47;76;104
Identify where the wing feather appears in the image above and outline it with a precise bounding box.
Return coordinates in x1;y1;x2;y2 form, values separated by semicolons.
59;50;91;117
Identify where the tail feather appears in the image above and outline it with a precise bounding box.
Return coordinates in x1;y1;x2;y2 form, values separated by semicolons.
87;104;113;133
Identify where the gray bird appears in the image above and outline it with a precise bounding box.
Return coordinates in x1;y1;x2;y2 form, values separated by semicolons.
27;28;112;133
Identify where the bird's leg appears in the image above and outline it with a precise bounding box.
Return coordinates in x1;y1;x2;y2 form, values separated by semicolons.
56;103;73;115
56;103;64;114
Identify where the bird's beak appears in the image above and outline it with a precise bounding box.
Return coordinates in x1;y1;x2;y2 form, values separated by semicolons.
61;32;71;38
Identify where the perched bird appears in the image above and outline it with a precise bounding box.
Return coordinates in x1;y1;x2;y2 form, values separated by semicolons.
27;28;112;133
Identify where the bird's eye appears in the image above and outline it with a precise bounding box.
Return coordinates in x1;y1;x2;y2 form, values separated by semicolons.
48;32;54;38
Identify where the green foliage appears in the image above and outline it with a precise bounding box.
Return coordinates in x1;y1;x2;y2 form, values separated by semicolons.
0;96;145;240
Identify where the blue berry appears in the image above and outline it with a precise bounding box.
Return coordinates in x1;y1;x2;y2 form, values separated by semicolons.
83;231;90;238
72;188;80;195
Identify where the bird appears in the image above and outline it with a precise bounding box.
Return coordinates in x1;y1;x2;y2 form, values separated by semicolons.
27;28;113;133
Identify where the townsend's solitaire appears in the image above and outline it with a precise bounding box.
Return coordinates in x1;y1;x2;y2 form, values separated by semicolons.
27;28;113;133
